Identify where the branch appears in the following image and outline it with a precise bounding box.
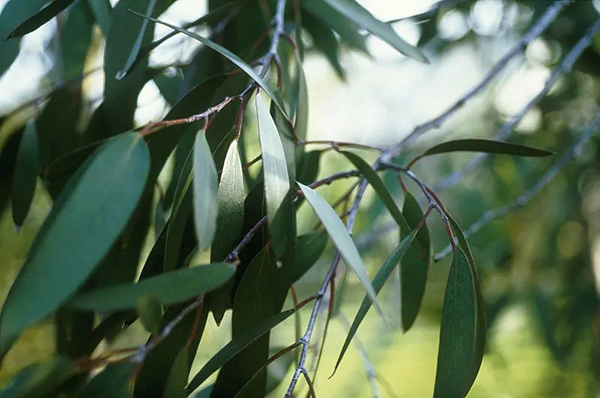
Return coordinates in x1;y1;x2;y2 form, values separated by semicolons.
435;17;600;191
434;110;600;261
385;0;569;156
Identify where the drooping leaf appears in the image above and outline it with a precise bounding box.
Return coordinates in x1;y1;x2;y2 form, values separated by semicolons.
294;51;309;142
134;13;289;118
340;151;410;231
332;229;418;375
116;0;158;79
59;0;94;81
446;214;486;391
0;132;149;355
400;191;431;331
433;248;480;398
256;94;291;256
302;0;368;53
323;0;428;63
279;231;328;289
137;296;163;334
212;249;278;397
186;307;301;393
163;348;189;398
416;138;553;163
12;122;40;228
193;130;219;250
0;0;47;77
209;140;246;324
298;182;384;318
76;362;136;398
7;0;76;39
297;150;322;185
69;263;234;312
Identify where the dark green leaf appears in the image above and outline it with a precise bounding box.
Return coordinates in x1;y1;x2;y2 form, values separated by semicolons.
418;138;554;161
12;122;40;228
298;182;384;318
0;0;47;77
256;94;291;257
433;248;479;398
59;0;94;81
186;307;300;393
193;130;218;250
135;13;288;118
279;231;328;289
333;229;418;374
137;296;163;334
212;249;278;397
69;263;234;312
76;362;136;398
323;0;428;63
400;191;430;331
163;348;189;398
7;0;76;39
116;0;158;79
0;132;149;355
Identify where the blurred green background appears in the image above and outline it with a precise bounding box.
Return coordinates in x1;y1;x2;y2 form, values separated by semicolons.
2;0;600;396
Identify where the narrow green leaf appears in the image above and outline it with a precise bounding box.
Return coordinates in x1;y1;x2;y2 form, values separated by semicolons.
0;132;149;355
186;308;299;393
340;151;410;231
213;140;245;259
323;0;428;63
256;94;291;256
434;248;479;398
0;0;47;77
294;51;309;141
76;362;136;398
400;191;430;331
419;138;554;160
69;263;234;312
134;13;288;118
137;296;163;334
332;229;418;375
12;122;40;228
298;182;384;318
163;348;189;398
7;0;76;39
446;214;485;390
116;0;158;79
193;130;218;250
279;231;328;288
302;0;368;53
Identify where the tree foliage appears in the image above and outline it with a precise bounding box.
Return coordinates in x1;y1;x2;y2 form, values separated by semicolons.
0;0;600;397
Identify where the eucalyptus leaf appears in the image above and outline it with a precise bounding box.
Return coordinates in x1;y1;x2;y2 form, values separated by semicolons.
256;94;291;256
416;138;553;163
298;182;384;318
12;122;40;228
193;130;219;250
0;132;149;355
7;0;76;39
323;0;428;63
69;263;234;312
134;13;289;118
333;229;418;375
163;348;189;398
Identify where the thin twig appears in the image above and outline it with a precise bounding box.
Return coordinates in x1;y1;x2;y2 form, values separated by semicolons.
434;110;600;260
436;17;600;191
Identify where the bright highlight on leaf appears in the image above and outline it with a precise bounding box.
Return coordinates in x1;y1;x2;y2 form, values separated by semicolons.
333;228;418;375
256;94;291;256
0;132;149;355
298;182;385;319
193;130;219;250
